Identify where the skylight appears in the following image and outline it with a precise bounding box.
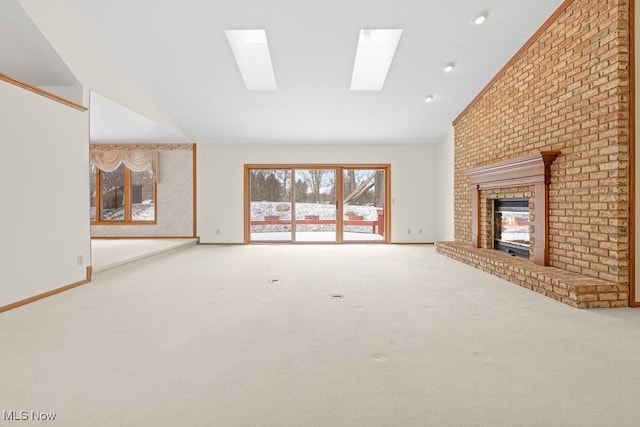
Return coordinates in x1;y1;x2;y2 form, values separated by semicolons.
350;29;403;91
225;30;277;91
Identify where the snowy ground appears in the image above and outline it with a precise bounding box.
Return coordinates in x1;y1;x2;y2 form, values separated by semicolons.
251;201;379;220
90;203;155;222
250;201;383;236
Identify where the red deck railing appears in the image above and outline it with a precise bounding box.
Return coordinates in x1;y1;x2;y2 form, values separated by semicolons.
250;216;383;234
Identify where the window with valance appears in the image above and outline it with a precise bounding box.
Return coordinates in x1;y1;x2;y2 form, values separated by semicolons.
89;150;158;224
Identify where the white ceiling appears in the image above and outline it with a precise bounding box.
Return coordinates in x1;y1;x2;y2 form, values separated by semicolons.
0;0;79;87
90;92;192;143
15;0;566;144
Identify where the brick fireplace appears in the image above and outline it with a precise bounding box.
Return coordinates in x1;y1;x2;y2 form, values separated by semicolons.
436;0;631;308
464;151;559;266
437;151;628;308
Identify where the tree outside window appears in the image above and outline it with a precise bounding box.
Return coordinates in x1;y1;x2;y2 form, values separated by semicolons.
90;163;156;223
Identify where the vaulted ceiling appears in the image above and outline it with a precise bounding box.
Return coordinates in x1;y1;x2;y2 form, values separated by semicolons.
5;0;565;144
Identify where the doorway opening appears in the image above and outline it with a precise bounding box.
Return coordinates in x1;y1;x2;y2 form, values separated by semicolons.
245;164;390;243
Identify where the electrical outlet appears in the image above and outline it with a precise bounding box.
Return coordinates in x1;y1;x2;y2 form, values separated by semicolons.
419;229;423;234
216;229;220;235
77;255;83;266
407;228;411;234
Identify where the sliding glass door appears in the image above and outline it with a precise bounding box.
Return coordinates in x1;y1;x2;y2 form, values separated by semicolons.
246;164;389;243
342;168;386;242
248;169;292;241
294;169;337;242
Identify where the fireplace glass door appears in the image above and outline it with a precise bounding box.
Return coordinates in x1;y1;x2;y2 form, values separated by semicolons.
493;199;530;258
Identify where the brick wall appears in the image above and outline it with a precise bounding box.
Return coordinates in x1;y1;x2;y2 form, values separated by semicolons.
452;0;630;289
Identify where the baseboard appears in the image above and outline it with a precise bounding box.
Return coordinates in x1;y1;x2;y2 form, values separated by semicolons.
91;236;198;239
197;242;243;245
209;242;435;245
0;266;92;314
392;242;435;245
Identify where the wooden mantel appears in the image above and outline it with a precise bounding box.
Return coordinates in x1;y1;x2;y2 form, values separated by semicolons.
463;151;560;266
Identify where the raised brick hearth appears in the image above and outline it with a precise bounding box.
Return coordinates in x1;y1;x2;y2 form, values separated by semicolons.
436;241;628;308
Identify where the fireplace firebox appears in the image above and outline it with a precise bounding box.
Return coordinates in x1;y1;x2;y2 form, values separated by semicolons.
493;199;530;258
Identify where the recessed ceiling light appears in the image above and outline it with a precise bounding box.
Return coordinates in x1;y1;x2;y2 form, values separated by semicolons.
443;62;455;73
424;95;434;103
224;29;277;91
350;29;403;91
473;12;488;25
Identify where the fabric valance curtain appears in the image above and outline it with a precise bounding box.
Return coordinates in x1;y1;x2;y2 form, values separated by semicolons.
89;150;159;181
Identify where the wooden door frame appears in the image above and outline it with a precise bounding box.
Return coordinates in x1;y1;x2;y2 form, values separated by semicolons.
631;0;638;306
244;164;391;244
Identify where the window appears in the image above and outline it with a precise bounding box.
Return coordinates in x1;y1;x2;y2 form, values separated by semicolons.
90;163;156;223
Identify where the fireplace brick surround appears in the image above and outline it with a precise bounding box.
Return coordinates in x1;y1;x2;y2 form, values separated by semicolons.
437;0;631;308
463;151;559;266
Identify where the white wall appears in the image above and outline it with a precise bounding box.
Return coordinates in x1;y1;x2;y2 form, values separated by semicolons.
40;85;83;104
197;143;438;243
437;127;455;241
91;149;194;237
0;80;90;307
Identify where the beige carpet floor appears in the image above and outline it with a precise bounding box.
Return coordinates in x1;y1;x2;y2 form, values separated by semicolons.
1;244;639;426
